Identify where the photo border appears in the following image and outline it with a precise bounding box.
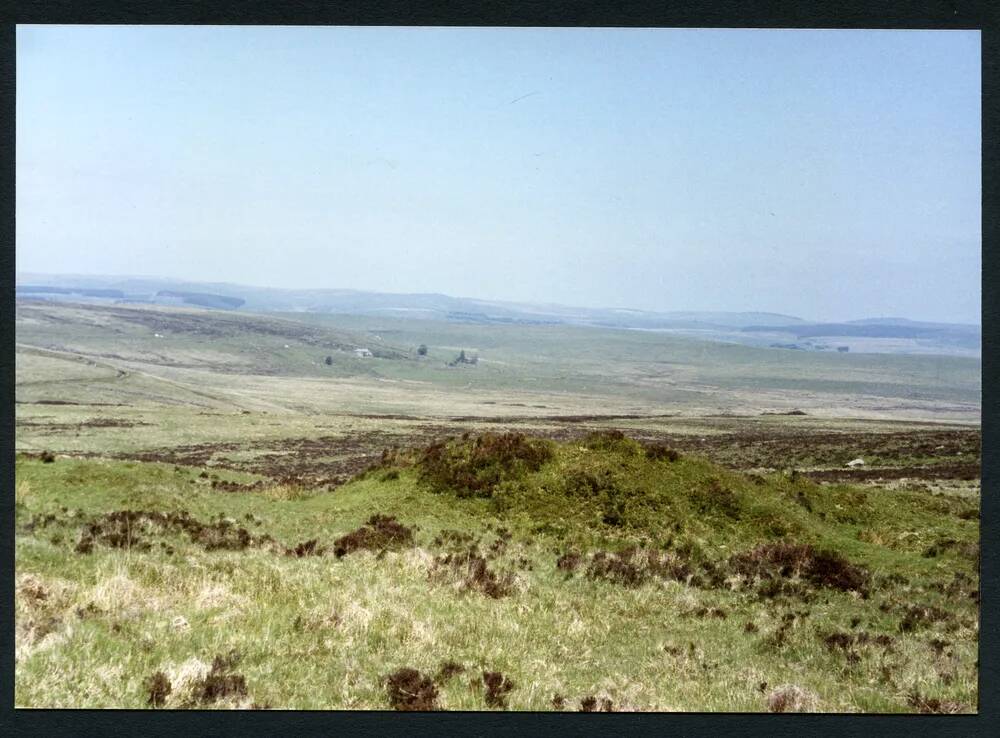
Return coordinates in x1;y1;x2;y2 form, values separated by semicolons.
2;2;995;736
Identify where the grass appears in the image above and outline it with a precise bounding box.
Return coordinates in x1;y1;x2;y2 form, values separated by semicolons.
14;299;980;711
15;434;979;711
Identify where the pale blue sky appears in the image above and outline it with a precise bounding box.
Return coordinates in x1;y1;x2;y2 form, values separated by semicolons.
17;26;981;323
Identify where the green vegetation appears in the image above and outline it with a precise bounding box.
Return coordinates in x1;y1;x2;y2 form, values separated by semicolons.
15;432;978;711
14;299;980;711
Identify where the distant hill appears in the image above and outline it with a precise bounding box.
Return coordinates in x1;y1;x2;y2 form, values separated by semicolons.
17;284;126;299
15;272;979;357
154;290;246;310
15;272;804;330
742;321;980;347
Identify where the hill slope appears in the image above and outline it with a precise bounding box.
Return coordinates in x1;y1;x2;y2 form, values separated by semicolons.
14;431;979;711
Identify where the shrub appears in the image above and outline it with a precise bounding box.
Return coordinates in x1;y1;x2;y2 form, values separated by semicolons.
728;542;869;595
581;430;641;454
585;547;692;587
332;515;415;557
417;433;553;498
644;443;680;462
385;668;438;711
482;671;514;709
690;477;741;519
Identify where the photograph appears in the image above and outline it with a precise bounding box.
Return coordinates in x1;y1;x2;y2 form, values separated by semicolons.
14;25;981;712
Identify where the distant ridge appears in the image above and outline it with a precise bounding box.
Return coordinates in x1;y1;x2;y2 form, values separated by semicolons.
14;272;980;357
16;272;806;329
742;322;980;343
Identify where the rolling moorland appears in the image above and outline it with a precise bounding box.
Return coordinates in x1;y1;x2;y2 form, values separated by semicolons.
14;296;980;711
16;272;982;357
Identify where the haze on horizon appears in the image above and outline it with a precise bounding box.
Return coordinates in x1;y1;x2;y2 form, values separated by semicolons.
16;26;981;325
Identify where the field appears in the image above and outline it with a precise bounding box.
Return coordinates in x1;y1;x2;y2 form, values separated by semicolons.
14;299;981;711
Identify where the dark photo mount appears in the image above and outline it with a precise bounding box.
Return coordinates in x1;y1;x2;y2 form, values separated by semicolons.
3;2;996;737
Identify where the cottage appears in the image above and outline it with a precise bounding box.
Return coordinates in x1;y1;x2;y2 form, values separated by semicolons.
354;348;373;358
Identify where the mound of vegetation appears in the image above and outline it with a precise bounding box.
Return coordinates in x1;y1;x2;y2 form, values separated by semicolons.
388;430;898;601
407;430;830;547
417;432;554;498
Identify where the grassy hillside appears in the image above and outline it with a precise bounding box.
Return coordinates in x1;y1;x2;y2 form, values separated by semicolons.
15;300;409;378
15;433;978;711
14;298;980;712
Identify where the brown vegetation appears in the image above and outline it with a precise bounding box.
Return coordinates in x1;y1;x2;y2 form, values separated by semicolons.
728;542;869;596
385;668;438;711
482;671;514;709
433;548;516;599
418;432;553;498
332;515;415;558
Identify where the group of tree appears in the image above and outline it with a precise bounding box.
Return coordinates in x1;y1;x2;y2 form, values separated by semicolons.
449;350;478;366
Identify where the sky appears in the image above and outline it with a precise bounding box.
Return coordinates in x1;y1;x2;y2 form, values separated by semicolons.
16;26;981;324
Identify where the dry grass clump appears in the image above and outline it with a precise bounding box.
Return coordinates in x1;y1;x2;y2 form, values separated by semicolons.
73;509;277;555
579;694;617;712
153;651;251;708
432;548;517;599
585;548;693;588
765;683;819;712
643;443;681;462
145;671;172;707
285;539;323;557
906;690;969;714
257;483;313;502
15;480;32;506
898;604;953;633
15;572;87;663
